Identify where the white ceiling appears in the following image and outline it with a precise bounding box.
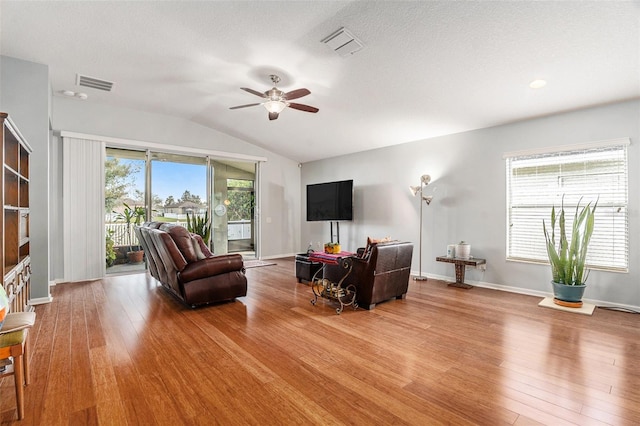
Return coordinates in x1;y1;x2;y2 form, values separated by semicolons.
2;1;639;163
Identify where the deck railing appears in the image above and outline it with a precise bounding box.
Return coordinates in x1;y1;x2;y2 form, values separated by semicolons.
106;220;251;247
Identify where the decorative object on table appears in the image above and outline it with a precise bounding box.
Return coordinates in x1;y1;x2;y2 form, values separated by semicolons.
543;196;597;308
324;242;341;254
447;244;456;258
409;174;433;281
455;241;471;259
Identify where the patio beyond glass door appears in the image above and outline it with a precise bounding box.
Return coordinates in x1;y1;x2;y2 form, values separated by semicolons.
105;148;258;275
105;148;147;274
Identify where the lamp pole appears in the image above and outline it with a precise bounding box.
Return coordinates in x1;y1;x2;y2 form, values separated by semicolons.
411;175;432;281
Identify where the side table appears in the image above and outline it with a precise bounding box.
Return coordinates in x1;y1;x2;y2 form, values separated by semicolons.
435;256;486;289
308;251;358;314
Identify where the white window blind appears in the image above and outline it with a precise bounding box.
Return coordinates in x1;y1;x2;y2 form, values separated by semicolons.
505;139;629;272
63;136;106;281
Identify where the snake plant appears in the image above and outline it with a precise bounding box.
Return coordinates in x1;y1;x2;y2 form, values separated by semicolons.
186;210;211;244
543;197;597;285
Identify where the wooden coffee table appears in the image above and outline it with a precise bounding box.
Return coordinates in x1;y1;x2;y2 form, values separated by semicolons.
435;256;486;289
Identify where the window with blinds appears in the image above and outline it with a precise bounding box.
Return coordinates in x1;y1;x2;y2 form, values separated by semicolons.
505;139;629;272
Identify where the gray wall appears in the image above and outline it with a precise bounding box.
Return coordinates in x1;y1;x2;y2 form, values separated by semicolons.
0;56;51;301
301;99;640;308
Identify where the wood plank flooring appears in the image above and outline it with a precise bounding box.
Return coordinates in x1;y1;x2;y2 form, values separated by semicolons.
1;257;639;425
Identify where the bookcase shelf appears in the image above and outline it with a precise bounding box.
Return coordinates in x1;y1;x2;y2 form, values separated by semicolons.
1;112;33;313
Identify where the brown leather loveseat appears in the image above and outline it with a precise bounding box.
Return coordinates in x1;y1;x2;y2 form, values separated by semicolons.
135;222;247;307
326;241;413;309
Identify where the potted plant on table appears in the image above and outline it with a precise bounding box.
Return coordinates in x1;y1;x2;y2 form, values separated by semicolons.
542;197;597;307
114;202;146;263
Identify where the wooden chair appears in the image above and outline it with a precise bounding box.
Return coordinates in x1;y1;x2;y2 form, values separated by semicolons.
0;311;36;420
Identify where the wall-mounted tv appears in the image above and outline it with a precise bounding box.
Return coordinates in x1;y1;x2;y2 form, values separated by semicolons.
306;179;353;222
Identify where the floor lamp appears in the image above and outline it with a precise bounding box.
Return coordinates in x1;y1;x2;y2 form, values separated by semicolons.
410;174;433;281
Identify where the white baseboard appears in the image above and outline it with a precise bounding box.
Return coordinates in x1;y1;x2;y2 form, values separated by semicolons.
417;271;640;312
261;252;296;260
29;296;53;305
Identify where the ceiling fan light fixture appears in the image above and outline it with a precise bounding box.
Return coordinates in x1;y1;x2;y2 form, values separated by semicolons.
529;79;547;89
263;100;287;114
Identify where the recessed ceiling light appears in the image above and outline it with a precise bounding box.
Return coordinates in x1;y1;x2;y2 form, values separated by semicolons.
529;79;547;89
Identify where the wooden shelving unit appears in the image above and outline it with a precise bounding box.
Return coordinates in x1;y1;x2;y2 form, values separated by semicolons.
1;112;33;313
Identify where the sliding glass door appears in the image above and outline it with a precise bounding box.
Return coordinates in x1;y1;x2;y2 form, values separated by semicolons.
105;148;257;275
105;148;147;274
150;151;208;232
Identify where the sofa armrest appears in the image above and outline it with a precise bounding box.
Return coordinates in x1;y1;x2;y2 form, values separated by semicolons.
179;254;245;283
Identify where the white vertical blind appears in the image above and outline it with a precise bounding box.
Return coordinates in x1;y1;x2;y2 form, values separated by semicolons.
63;137;105;281
505;139;629;272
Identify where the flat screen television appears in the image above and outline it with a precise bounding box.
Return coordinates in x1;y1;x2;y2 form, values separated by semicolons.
306;179;353;221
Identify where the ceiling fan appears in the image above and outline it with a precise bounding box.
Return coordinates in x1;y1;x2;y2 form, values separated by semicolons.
229;74;319;121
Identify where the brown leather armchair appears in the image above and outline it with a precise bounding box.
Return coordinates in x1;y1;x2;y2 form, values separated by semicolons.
136;222;247;307
328;241;413;309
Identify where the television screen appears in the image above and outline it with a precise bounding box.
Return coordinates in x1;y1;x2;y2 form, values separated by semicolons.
306;180;353;221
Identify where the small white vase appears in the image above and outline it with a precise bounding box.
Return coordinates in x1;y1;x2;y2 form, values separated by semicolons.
456;242;470;259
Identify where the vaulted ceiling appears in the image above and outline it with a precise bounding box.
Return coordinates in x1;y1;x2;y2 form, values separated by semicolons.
2;1;638;163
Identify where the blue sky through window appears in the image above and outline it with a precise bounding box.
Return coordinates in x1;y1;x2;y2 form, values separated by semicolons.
121;159;207;203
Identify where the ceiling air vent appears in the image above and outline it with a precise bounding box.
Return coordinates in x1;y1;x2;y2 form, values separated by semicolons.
76;74;115;92
321;27;364;57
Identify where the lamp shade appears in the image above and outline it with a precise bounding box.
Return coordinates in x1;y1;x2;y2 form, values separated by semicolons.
409;185;421;197
420;174;431;185
263;100;287;113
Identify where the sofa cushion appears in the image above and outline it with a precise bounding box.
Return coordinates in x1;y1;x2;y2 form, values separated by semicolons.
162;224;199;263
179;254;245;283
363;236;392;259
191;235;208;260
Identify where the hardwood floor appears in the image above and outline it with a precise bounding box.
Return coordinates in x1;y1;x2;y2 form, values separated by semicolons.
1;257;639;425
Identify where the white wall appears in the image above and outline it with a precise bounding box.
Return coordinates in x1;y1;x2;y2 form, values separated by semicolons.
301;99;640;308
0;56;51;302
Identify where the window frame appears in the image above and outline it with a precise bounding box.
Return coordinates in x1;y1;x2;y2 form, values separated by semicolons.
504;138;630;273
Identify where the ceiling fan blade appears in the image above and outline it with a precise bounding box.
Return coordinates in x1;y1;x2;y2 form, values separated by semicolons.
268;112;279;121
288;102;319;113
241;87;267;98
284;88;310;101
229;103;261;110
